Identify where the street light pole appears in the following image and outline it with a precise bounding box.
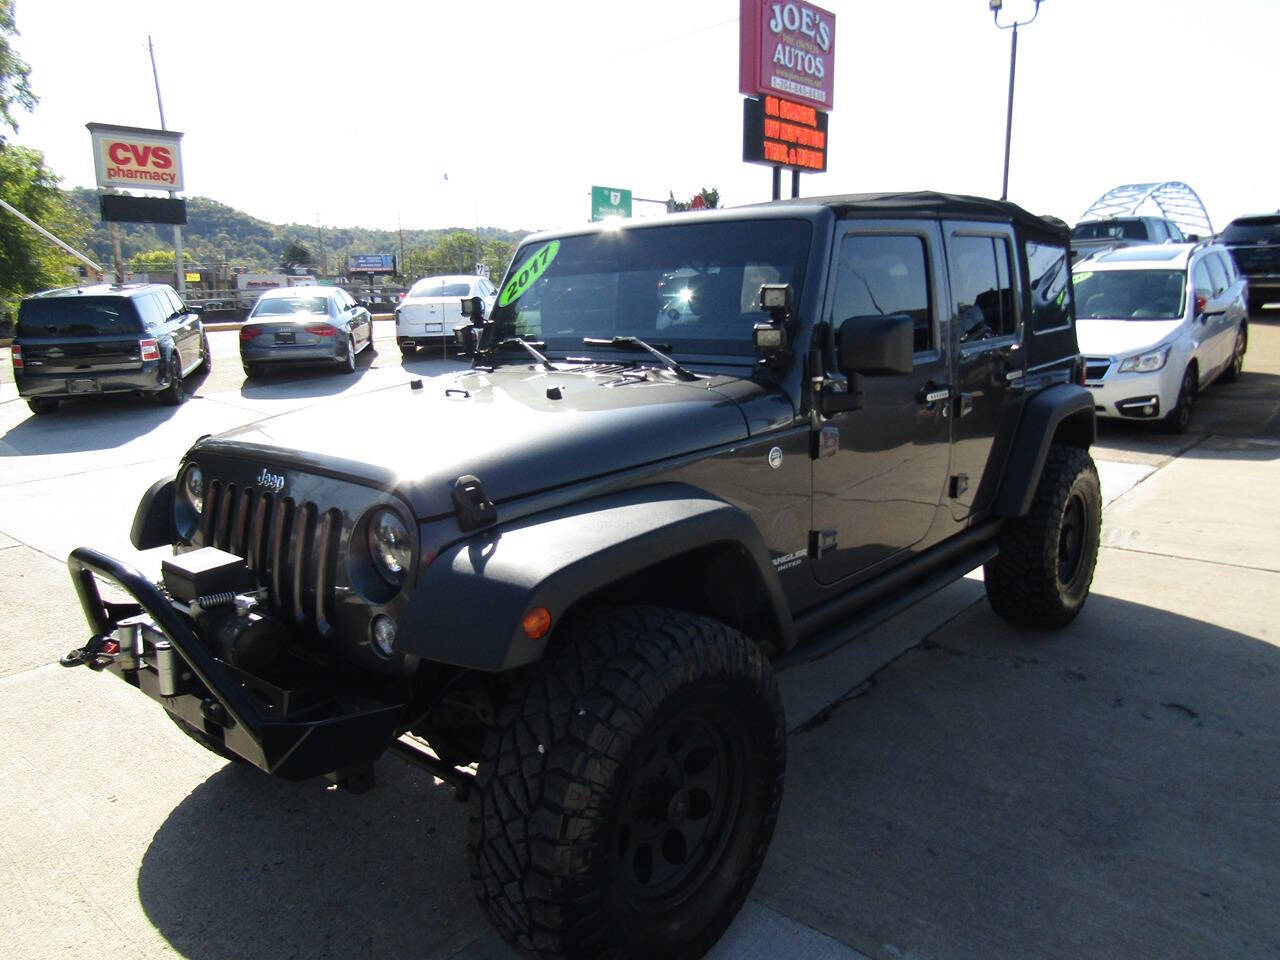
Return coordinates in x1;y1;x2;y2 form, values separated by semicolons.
990;0;1044;202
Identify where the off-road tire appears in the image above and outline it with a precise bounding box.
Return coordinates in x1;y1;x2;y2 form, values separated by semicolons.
167;712;245;765
158;354;186;406
1220;324;1246;383
27;398;57;415
468;606;786;960
985;444;1101;629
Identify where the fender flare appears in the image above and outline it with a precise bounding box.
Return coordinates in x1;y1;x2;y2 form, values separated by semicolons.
131;474;176;550
398;484;794;671
994;384;1096;517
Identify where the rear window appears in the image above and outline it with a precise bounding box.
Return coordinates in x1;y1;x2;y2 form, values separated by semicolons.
16;297;142;338
251;296;330;317
1071;220;1149;241
410;280;474;298
1221;218;1280;244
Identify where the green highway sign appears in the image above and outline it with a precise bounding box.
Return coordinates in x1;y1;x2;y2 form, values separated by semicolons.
591;185;632;221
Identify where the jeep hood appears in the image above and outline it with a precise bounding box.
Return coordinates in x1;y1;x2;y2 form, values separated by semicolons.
201;366;766;519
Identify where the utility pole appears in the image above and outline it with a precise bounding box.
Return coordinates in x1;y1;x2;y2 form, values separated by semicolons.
148;35;186;294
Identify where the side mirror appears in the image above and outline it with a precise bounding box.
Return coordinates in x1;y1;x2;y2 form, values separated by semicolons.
836;314;914;375
461;296;486;323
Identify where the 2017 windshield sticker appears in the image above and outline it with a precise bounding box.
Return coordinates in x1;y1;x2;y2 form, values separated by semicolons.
499;240;560;307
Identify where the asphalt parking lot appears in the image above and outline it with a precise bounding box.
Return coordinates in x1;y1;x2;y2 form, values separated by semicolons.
0;317;1277;960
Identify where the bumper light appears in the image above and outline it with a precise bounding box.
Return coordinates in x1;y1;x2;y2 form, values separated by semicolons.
371;615;397;656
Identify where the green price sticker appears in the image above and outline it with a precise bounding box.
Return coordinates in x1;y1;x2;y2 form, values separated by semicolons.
1073;271;1092;284
499;240;559;308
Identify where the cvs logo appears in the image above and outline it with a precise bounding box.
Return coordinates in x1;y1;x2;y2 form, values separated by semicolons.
107;141;173;169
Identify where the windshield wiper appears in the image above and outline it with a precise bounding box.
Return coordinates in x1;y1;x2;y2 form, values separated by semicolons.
581;336;698;382
495;337;556;371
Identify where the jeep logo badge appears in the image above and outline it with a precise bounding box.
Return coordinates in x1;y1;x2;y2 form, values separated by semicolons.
256;468;285;492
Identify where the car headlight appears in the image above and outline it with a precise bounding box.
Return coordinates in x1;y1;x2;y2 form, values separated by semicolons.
1118;345;1170;373
367;509;412;586
179;463;204;513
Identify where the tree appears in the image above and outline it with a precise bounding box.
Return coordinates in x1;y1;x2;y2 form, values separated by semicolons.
667;187;721;213
1;144;92;315
129;248;176;273
0;0;35;143
280;240;315;272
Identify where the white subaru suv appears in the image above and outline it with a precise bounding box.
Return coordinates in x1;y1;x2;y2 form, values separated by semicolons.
1072;243;1249;433
394;274;497;356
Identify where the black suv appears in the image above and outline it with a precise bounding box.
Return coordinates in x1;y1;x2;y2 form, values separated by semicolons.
1220;213;1280;315
12;283;209;415
62;193;1099;960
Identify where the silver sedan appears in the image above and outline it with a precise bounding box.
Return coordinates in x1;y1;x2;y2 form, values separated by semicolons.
240;286;373;378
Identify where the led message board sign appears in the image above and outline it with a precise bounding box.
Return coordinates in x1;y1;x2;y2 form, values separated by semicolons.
742;95;828;172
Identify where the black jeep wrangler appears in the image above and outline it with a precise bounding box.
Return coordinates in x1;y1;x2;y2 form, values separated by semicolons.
63;192;1100;960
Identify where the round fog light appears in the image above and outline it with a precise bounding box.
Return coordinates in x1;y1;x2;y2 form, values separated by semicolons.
371;615;398;657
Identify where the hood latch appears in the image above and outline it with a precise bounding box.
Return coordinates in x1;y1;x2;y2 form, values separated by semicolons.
452;474;497;532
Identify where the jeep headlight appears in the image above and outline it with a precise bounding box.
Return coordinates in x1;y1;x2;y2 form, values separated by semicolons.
1118;345;1170;373
367;509;411;586
179;463;204;513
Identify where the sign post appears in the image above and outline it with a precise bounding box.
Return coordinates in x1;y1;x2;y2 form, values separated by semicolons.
738;0;836;199
590;186;633;221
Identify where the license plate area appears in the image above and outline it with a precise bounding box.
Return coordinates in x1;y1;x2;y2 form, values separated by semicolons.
68;378;99;394
274;331;296;344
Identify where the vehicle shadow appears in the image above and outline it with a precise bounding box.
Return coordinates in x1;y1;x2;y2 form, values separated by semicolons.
134;594;1280;960
236;345;379;400
756;592;1280;960
136;757;487;959
0;366;213;454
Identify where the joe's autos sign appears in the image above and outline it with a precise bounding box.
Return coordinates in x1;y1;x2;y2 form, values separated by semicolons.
87;123;185;192
739;0;836;112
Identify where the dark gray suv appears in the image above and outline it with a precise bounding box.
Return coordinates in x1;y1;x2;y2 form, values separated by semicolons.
12;283;209;415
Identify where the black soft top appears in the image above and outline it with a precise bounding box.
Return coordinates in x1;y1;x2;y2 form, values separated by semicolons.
759;190;1069;241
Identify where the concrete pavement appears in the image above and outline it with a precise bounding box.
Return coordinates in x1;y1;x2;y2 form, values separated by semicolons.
1;319;1277;958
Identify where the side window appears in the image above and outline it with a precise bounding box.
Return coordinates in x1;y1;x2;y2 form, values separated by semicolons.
1025;240;1072;333
831;233;933;353
1203;255;1229;297
135;293;168;329
165;289;185;316
1148;220;1168;243
951;235;1017;342
1215;251;1237;284
1166;221;1185;242
1192;261;1213;305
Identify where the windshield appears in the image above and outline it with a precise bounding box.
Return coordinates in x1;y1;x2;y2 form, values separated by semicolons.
251;296;330;317
1221;219;1280;244
16;297;142;338
491;219;811;359
410;280;473;298
1072;220;1149;241
1073;269;1185;320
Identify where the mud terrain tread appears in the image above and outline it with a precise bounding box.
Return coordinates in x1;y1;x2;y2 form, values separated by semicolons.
468;606;785;960
985;444;1101;629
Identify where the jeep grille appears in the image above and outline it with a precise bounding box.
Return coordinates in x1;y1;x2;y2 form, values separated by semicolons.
198;479;343;635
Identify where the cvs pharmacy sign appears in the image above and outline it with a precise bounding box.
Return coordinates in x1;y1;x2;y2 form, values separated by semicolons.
87;122;185;192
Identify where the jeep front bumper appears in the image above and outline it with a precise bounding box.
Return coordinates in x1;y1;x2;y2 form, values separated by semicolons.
63;547;407;781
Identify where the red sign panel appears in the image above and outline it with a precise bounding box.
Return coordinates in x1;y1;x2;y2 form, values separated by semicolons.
743;95;828;172
739;0;836;113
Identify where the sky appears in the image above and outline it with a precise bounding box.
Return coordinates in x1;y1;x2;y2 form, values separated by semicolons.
8;0;1278;237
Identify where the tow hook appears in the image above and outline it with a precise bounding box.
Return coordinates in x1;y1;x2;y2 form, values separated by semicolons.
59;634;119;670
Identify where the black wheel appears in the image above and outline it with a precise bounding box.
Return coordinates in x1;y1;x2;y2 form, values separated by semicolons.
469;606;786;960
985;444;1101;629
1220;324;1247;383
26;398;57;415
158;353;186;406
1161;366;1195;434
242;361;261;379
167;712;246;765
341;335;356;373
196;330;211;373
398;342;417;357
